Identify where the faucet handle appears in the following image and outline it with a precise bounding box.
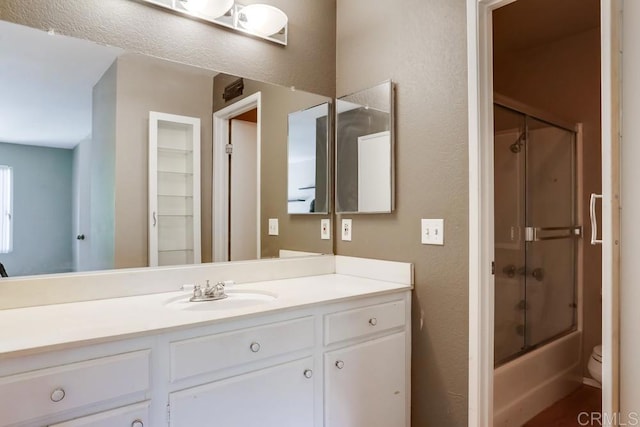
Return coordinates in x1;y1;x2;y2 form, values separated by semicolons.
193;284;202;298
213;282;226;298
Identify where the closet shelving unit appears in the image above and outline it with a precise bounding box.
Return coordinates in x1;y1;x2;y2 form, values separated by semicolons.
148;112;201;267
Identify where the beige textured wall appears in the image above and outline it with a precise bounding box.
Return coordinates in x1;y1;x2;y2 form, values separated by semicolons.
336;1;470;425
114;54;215;267
213;74;333;259
0;0;336;97
494;28;602;378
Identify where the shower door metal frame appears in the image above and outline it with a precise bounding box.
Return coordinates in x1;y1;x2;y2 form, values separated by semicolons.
467;1;621;426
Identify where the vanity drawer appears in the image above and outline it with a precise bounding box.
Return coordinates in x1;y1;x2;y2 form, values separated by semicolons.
324;300;406;345
49;401;150;427
171;316;314;382
0;350;150;426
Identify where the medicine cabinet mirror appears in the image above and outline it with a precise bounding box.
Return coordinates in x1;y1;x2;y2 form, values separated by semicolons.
287;102;330;214
335;80;395;214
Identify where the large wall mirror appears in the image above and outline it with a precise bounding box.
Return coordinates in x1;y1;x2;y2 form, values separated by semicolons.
0;20;332;278
335;80;395;214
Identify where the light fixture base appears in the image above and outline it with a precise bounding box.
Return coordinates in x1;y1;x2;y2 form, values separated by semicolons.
135;0;288;46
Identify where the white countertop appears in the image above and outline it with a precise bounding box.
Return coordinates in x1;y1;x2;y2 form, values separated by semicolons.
0;273;411;358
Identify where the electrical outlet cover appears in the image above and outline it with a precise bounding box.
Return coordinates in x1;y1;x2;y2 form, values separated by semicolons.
321;219;331;240
341;219;352;241
268;218;279;236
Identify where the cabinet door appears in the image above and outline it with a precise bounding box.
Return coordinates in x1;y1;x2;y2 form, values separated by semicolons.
148;111;201;267
324;332;406;427
169;357;314;427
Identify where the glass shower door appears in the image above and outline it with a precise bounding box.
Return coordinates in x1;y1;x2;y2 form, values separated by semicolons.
493;106;578;366
524;117;577;347
493;105;527;364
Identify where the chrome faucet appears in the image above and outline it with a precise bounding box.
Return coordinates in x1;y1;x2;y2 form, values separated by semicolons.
190;280;227;302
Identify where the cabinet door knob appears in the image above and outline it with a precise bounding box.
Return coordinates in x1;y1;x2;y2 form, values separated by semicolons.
50;388;65;402
131;420;144;427
335;360;344;369
250;342;261;353
303;369;313;379
369;317;378;326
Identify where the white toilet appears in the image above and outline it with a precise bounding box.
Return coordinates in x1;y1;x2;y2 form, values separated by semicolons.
587;344;602;384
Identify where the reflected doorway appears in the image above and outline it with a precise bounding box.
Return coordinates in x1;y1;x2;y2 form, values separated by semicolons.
229;109;258;261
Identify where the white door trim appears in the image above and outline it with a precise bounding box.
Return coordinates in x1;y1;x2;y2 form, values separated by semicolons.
213;92;262;262
466;1;620;426
600;0;621;420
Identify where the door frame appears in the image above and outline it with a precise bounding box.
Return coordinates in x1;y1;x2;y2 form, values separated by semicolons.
466;0;620;425
212;92;262;262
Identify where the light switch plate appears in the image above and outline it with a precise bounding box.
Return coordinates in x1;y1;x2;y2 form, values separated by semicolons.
341;219;352;241
421;219;444;245
268;218;279;236
321;219;331;240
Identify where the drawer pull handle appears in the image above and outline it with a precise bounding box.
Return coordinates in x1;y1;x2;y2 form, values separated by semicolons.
250;342;261;353
303;369;313;379
335;360;344;369
369;317;378;326
50;388;65;403
131;420;144;427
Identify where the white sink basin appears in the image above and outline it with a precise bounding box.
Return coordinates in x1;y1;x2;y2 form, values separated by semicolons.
164;290;277;312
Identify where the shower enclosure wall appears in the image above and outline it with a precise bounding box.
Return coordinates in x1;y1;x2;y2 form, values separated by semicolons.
493;99;583;426
494;102;579;365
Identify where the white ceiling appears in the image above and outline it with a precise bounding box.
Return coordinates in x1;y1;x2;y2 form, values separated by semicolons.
493;0;600;55
0;21;123;149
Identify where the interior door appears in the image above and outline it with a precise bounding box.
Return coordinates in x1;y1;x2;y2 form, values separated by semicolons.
229;119;258;261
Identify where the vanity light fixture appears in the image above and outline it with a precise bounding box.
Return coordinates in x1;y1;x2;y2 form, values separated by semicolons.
135;0;288;45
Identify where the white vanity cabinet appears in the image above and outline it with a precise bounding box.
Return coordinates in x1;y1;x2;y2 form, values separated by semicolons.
323;300;409;427
0;284;411;427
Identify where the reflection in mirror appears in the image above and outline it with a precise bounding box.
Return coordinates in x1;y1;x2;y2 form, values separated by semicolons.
0;20;332;278
336;81;395;213
287;103;330;214
212;73;332;261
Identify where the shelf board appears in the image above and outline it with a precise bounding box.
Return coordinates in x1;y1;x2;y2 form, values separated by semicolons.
157;194;194;198
158;147;192;154
158;170;193;176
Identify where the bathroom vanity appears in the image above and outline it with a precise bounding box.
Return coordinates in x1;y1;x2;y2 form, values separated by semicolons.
0;256;412;427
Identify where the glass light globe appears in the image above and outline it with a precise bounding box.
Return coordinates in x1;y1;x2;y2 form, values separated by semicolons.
180;0;234;19
238;4;288;37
